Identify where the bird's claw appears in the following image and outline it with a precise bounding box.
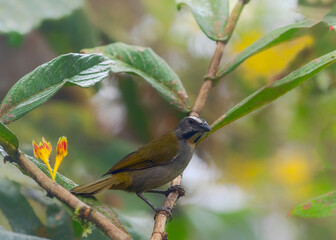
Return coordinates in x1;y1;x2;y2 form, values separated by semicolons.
3;156;14;164
165;185;185;198
154;206;173;221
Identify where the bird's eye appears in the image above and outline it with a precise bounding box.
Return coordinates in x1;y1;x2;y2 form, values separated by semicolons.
188;119;194;124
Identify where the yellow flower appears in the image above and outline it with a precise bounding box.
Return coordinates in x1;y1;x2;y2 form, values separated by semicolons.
52;137;68;181
270;151;314;186
232;29;314;87
33;138;53;178
33;136;68;181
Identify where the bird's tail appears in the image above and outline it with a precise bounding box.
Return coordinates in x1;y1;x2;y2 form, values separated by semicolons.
70;176;116;196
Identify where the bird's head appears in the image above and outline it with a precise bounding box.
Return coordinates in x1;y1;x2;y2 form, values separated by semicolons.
175;116;211;143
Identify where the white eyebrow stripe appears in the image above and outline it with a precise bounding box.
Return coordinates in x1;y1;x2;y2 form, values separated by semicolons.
188;116;202;123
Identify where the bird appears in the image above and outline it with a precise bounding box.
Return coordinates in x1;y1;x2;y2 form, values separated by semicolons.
70;115;210;216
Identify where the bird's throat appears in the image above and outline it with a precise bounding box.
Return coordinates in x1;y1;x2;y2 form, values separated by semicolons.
187;132;204;144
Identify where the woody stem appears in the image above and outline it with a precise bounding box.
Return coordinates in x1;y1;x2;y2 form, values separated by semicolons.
191;0;249;117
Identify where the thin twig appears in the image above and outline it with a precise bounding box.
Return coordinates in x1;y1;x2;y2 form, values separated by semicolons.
14;151;132;240
191;41;225;116
151;0;249;239
150;176;181;240
191;0;249;117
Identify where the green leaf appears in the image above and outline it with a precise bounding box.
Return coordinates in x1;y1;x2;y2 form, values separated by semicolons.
317;121;336;169
83;42;191;112
323;4;336;27
46;203;74;239
0;178;43;235
0;0;82;35
290;191;336;218
0;122;18;158
176;0;229;41
0;227;49;240
217;19;317;79
205;50;336;137
0;53;113;124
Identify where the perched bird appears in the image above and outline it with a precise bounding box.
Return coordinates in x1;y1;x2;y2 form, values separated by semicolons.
70;116;210;215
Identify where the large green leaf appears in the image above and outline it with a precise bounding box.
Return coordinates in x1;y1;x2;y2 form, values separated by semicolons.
0;122;18;158
83;42;191;112
0;227;49;240
205;50;336;137
176;0;229;41
217;19;317;79
0;53;113;124
0;0;82;35
0;178;43;235
290;191;336;218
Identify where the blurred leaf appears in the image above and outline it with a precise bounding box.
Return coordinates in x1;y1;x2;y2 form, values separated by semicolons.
45;203;74;240
119;76;150;141
185;207;258;240
318;120;336;169
0;178;43;235
290;191;336;218
0;122;18;158
83;42;191;112
176;0;229;41
40;9;99;54
0;0;82;35
205;49;336;138
0;53;112;124
0;227;48;240
7;32;25;47
299;0;334;7
217;19;317;79
322;4;336;27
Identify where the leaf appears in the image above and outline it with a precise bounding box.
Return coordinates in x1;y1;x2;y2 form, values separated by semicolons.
317;120;336;169
176;0;229;41
205;50;336;137
217;19;318;79
46;203;74;239
0;178;43;235
0;122;18;158
322;4;336;27
83;42;191;112
0;0;82;35
0;53;113;124
0;227;49;240
290;191;336;218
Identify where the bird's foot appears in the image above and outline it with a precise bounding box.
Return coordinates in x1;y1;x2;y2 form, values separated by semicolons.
165;185;185;198
3;156;14;164
154;206;172;221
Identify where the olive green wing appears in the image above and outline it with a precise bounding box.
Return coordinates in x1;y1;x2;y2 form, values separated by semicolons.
103;132;179;175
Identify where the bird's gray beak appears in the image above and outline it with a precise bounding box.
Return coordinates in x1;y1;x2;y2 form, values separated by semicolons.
200;121;211;132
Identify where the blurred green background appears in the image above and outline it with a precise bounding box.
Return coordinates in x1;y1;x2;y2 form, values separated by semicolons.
1;0;336;239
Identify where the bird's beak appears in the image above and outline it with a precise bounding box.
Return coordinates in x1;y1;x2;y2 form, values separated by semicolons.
200;121;211;132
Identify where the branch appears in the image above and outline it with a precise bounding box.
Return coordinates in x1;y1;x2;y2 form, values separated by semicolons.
12;151;132;240
150;0;249;239
150;176;181;240
191;0;249;116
